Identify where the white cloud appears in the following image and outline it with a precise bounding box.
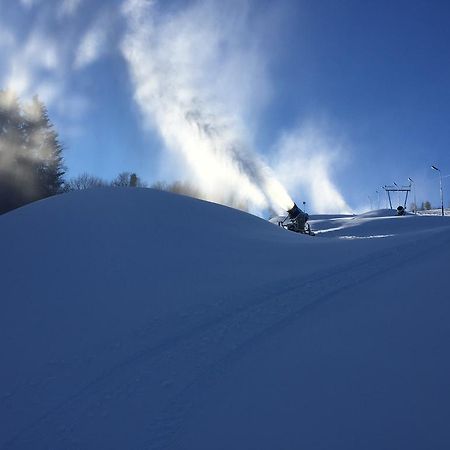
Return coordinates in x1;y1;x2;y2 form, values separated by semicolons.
58;0;83;18
19;0;40;8
0;3;93;137
0;29;62;106
0;2;108;102
0;28;16;48
54;94;91;120
74;18;108;69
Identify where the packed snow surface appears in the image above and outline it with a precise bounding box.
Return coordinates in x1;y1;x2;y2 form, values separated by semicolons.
1;188;450;449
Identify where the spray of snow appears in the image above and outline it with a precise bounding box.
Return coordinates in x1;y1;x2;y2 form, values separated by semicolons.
121;0;294;214
272;122;352;214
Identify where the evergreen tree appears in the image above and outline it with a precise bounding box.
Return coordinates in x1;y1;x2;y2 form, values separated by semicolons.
0;90;27;213
0;90;66;214
23;96;66;197
130;173;138;187
111;171;147;187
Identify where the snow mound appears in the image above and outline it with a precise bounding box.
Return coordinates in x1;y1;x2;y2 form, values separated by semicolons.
311;209;447;238
357;208;405;217
1;188;450;449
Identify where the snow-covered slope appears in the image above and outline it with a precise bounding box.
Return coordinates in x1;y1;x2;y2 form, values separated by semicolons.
417;208;450;216
1;189;450;449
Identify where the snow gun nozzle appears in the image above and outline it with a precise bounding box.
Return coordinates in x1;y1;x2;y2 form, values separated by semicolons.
287;203;301;220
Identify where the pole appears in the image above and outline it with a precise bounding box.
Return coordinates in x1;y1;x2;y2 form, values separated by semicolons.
431;166;444;217
393;182;400;206
387;191;392;209
408;178;416;214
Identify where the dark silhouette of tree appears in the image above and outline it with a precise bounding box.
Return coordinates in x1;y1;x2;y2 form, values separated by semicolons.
111;171;131;187
24;96;66;197
151;181;168;191
166;180;201;198
0;90;65;214
131;173;147;187
422;201;432;210
111;171;147;187
64;173;108;190
0;91;23;213
130;173;138;187
64;172;148;191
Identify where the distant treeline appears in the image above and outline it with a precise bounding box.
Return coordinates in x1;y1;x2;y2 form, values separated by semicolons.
64;173;201;198
64;172;148;191
410;201;433;211
65;173;242;208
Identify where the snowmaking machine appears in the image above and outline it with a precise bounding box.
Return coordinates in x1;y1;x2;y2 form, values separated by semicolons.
271;203;314;235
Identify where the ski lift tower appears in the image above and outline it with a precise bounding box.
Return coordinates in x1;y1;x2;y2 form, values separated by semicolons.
383;183;411;210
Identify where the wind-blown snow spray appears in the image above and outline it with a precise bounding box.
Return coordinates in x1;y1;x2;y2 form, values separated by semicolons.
121;0;295;215
182;107;295;213
272;123;352;214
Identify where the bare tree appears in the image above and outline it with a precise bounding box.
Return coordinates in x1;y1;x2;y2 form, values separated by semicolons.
151;181;168;191
111;172;132;187
111;172;147;187
167;181;201;198
65;173;107;191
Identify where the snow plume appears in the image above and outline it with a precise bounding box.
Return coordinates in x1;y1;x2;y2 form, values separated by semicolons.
273;123;352;214
121;0;294;214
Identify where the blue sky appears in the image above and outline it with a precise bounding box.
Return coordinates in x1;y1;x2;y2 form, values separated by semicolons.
1;0;449;212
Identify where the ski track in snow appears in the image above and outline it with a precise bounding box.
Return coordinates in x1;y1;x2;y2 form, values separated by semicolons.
3;225;449;450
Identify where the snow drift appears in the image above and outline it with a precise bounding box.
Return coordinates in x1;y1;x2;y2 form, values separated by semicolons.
1;188;450;449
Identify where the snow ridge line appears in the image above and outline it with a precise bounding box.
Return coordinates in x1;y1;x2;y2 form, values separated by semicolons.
3;229;450;449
